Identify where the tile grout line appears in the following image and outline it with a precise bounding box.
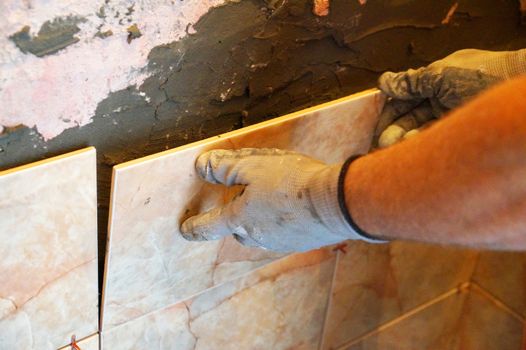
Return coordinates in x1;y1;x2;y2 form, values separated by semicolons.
318;250;341;350
469;282;526;324
56;332;99;350
101;256;288;334
99;165;119;332
334;283;470;350
102;249;332;335
467;251;481;283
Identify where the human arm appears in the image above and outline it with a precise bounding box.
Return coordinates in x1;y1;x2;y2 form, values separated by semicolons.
348;76;526;250
181;77;526;252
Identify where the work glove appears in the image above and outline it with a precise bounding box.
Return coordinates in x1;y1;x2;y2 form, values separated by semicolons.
180;148;382;252
376;48;526;148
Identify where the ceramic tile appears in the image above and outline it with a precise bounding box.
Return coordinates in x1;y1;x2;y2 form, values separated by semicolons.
450;290;525;350
102;249;336;350
344;291;468;350
344;288;525;350
58;334;99;350
76;334;100;350
471;251;526;317
0;148;98;350
321;241;477;350
102;90;385;330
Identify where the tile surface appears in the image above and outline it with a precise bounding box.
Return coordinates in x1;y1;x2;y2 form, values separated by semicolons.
451;290;525;350
58;334;99;350
77;334;100;350
0;148;98;350
102;90;385;329
321;241;477;350
471;250;526;317
345;290;525;350
345;291;468;350
102;249;336;350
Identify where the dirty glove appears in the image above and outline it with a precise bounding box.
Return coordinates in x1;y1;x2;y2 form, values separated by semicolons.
180;148;383;252
376;48;526;148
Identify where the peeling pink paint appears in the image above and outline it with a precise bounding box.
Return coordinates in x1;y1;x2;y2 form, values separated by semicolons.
0;0;234;140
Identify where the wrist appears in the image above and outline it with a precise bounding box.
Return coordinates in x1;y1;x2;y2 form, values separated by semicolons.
308;159;386;243
486;49;526;78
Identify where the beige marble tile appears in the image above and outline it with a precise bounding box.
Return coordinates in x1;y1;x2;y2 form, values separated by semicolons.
77;334;99;350
58;333;99;350
0;148;98;350
450;290;525;350
343;290;467;350
102;249;336;350
471;251;526;317
344;289;525;350
102;90;385;330
321;241;478;350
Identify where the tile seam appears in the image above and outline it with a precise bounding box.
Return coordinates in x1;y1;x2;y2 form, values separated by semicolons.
333;282;470;350
102;249;335;334
56;332;99;350
467;251;482;284
470;281;526;323
100;165;119;331
318;250;341;350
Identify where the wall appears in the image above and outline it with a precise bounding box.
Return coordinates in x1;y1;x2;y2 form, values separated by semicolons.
1;0;526;294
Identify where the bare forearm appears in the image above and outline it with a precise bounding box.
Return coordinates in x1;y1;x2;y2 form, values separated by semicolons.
345;77;526;250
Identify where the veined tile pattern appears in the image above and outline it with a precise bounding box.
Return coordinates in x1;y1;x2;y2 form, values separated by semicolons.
471;250;526;317
102;90;385;330
344;288;525;350
321;241;478;350
0;148;98;350
102;249;336;350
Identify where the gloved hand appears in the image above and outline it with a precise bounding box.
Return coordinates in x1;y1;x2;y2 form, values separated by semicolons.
376;48;526;148
180;148;381;252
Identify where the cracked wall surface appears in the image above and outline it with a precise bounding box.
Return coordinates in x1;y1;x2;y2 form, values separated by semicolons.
1;0;526;293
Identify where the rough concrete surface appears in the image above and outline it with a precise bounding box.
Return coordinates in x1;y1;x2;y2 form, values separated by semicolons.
1;0;526;293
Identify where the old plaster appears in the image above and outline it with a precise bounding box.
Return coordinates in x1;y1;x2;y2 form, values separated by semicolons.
0;0;235;140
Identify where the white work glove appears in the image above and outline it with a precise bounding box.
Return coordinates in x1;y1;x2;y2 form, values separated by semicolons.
180;148;383;252
376;48;526;148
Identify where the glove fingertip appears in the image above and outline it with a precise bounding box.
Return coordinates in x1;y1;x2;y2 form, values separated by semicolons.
378;71;399;94
180;217;201;240
378;125;406;148
195;151;212;179
375;110;396;137
180;206;234;241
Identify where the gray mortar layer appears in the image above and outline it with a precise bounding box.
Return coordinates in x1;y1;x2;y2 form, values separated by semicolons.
1;0;526;292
